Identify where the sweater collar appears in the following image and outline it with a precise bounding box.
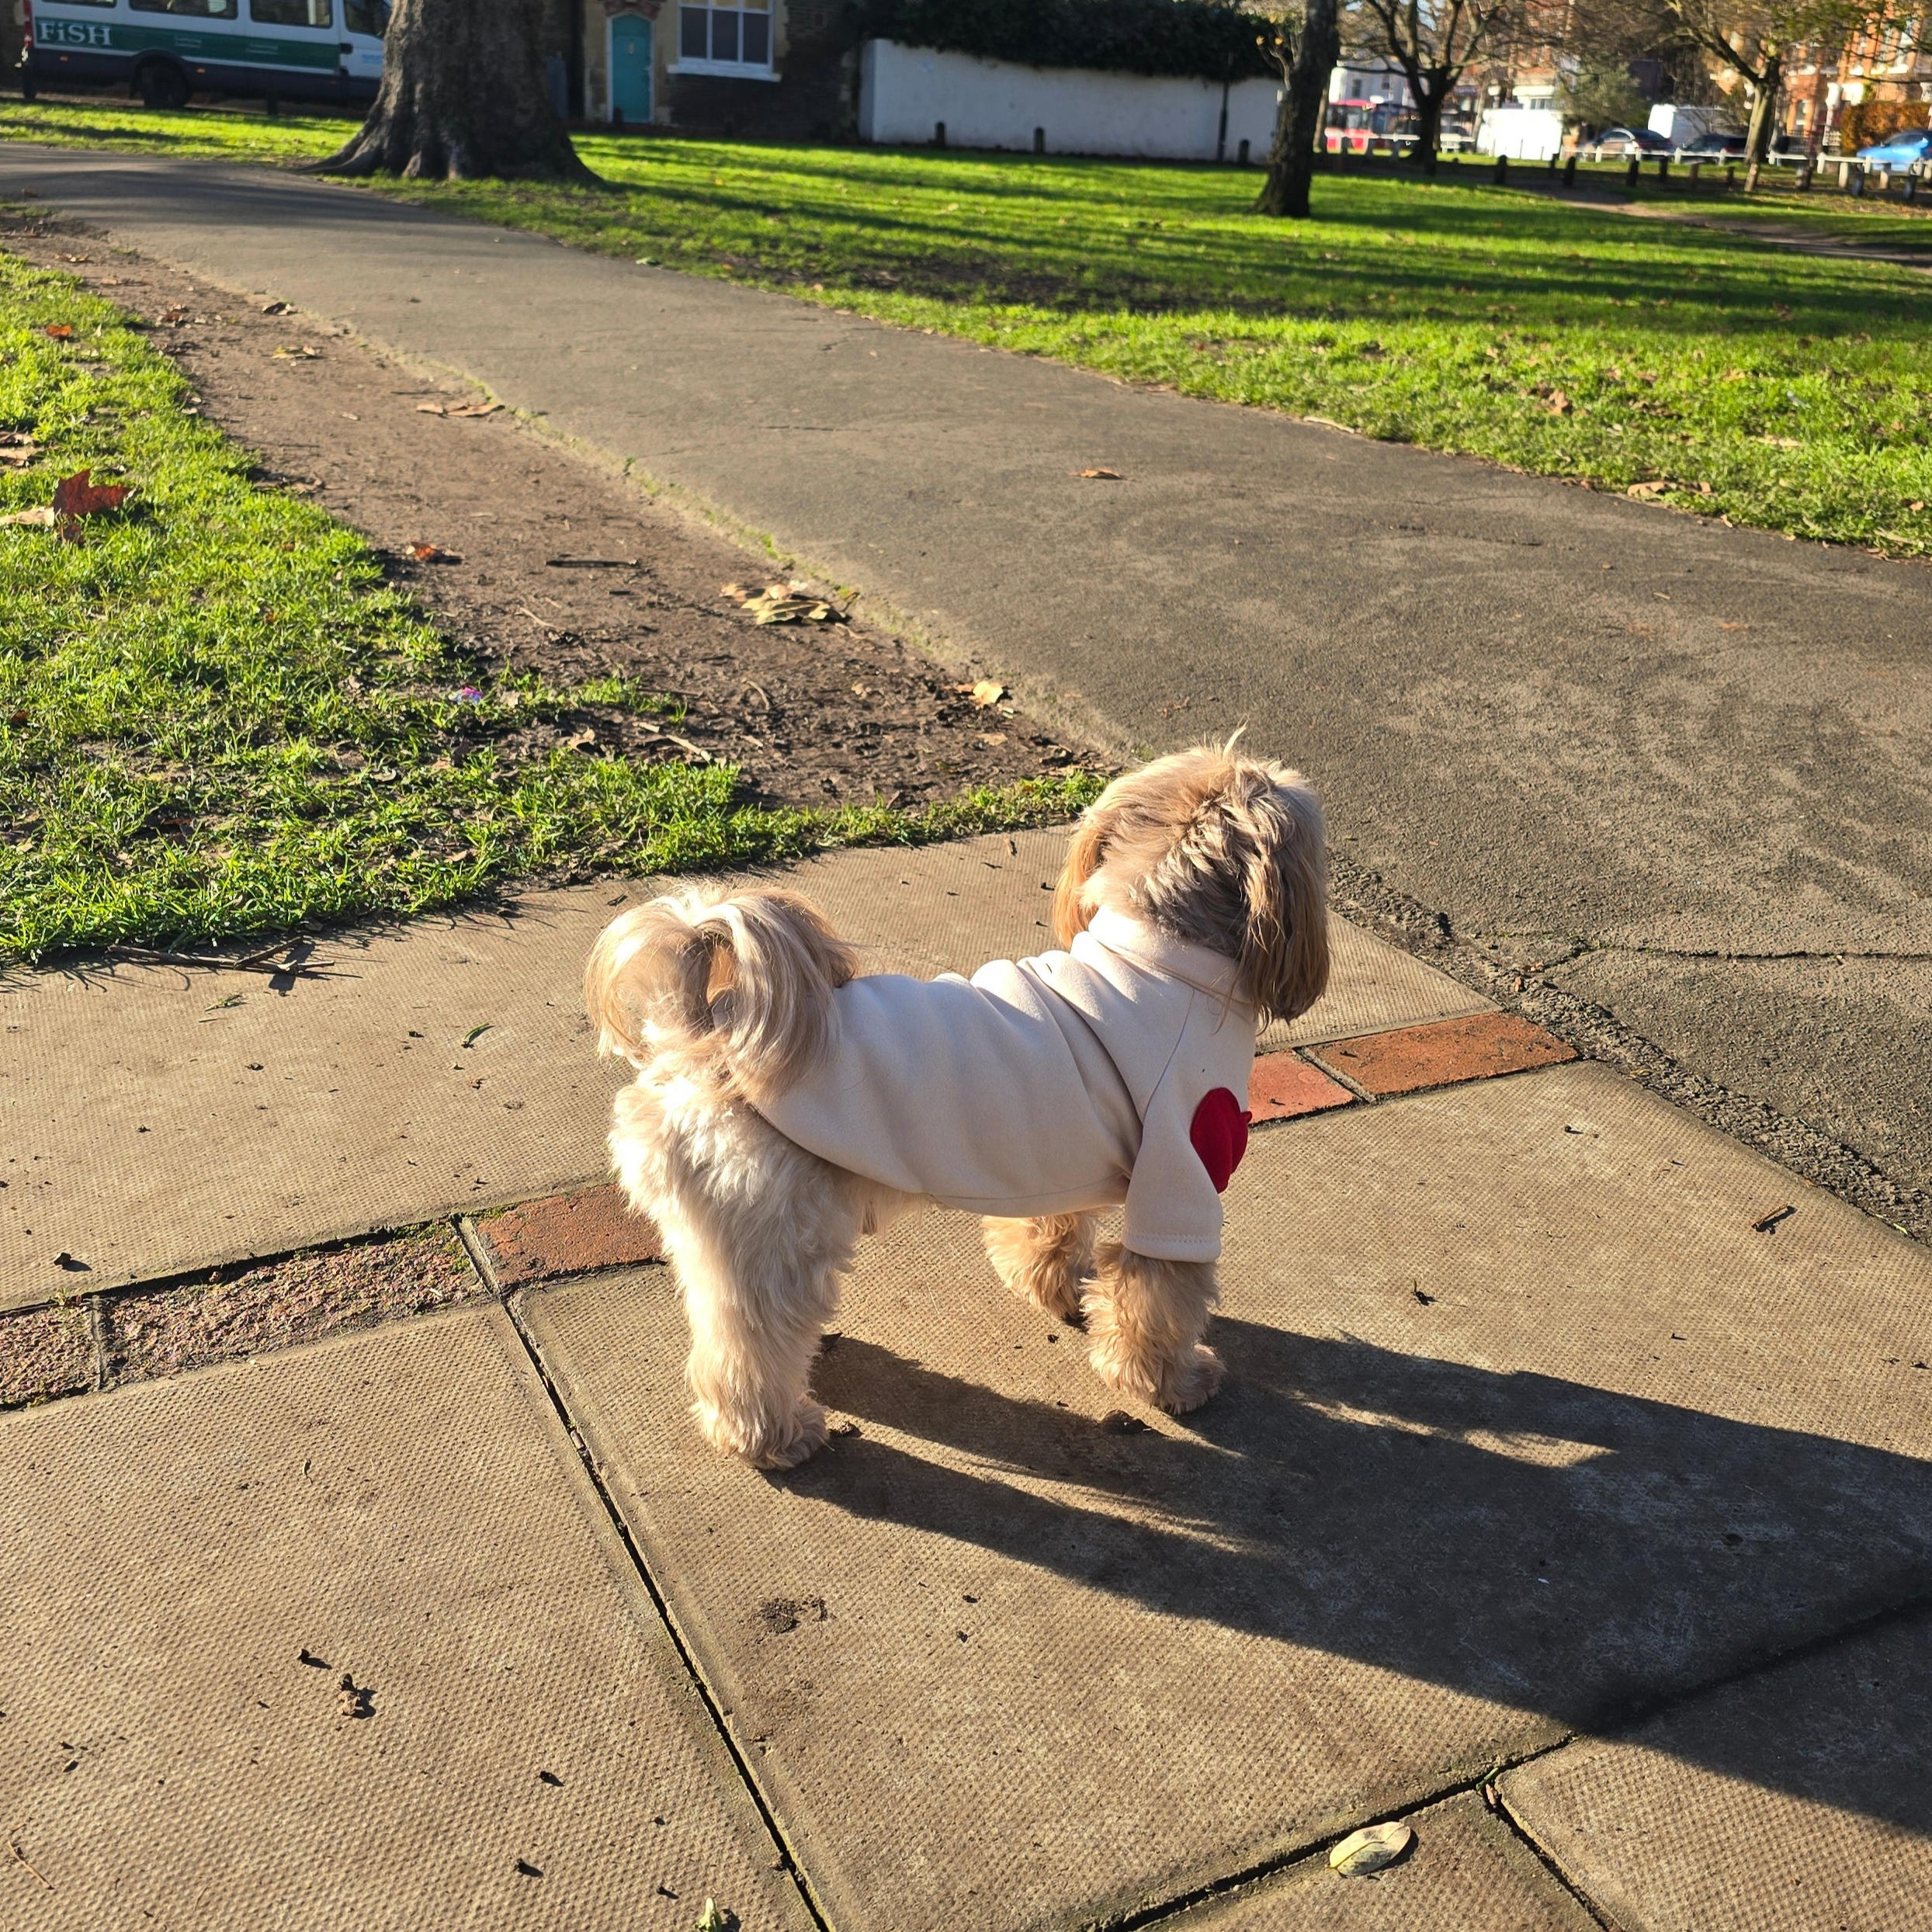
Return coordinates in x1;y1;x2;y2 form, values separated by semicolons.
1083;908;1247;1004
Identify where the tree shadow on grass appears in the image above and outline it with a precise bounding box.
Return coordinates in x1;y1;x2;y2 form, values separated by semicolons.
795;1320;1932;1836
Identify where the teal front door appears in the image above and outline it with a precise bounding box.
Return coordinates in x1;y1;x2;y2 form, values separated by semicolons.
612;15;651;123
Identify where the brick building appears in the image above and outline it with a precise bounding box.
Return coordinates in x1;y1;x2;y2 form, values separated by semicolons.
556;0;856;136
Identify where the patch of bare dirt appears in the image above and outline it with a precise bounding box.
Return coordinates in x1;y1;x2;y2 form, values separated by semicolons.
108;1227;482;1382
9;220;1098;808
0;1300;93;1408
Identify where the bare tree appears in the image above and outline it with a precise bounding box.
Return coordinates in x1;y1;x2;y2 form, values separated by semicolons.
1348;0;1532;170
1649;0;1923;167
320;0;594;182
1255;1;1345;217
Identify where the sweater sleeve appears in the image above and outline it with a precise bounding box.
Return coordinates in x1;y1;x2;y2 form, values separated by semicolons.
1118;993;1257;1264
1119;1070;1236;1263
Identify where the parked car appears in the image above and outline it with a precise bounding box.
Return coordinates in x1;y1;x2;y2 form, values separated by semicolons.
1674;130;1746;163
1857;127;1932;171
1581;127;1674;160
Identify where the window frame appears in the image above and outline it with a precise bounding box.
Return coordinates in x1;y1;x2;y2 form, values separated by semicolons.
247;0;335;26
668;0;779;81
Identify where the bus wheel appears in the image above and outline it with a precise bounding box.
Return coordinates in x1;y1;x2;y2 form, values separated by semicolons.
137;62;191;110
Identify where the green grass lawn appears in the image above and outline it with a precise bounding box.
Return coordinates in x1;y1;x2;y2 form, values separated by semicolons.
0;254;1095;962
4;97;1930;557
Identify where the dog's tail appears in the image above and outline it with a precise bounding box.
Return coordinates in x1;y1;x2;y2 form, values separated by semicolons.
584;888;856;1103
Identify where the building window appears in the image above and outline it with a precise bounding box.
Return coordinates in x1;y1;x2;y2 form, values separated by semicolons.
676;0;772;74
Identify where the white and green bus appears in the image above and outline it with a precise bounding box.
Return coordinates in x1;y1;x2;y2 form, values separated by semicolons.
24;0;387;111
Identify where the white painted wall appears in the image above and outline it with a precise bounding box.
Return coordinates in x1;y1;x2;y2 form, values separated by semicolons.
1476;106;1563;161
858;39;1282;160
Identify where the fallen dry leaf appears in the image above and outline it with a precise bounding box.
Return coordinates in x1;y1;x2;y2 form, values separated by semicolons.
734;581;842;625
43;324;72;340
53;469;128;525
969;680;1005;707
406;543;462;564
274;344;321;360
1909;501;1927;514
1076;467;1124;479
1625;480;1674;500
1545;389;1573;415
0;505;57;527
259;300;293;314
336;1673;373;1719
1329;1820;1413;1877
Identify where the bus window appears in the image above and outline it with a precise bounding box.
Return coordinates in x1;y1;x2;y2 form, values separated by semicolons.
251;0;333;21
344;0;387;32
130;0;239;13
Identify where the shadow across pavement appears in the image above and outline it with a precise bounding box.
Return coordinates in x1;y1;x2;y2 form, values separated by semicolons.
796;1320;1932;1836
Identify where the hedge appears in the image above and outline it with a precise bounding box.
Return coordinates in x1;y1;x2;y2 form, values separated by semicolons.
855;0;1279;81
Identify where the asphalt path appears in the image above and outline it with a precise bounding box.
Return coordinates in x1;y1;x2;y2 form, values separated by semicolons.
5;146;1929;1191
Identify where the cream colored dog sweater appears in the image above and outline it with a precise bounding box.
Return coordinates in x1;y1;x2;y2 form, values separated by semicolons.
759;908;1258;1261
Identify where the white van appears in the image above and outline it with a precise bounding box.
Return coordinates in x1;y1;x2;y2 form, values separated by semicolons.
25;0;387;110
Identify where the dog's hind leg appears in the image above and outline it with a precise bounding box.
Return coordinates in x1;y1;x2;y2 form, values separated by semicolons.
682;1247;838;1469
1083;1242;1223;1413
982;1212;1094;1323
651;1122;860;1470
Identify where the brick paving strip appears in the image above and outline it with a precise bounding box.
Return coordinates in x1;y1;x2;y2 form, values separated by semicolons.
4;831;1928;1930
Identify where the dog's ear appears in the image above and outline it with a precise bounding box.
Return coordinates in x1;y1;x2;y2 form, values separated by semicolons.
1052;799;1117;947
1238;776;1330;1026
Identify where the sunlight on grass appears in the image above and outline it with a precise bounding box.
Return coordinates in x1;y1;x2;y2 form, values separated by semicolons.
0;253;1099;961
2;101;1927;555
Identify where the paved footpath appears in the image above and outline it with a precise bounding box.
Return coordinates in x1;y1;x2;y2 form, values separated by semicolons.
5;832;1930;1930
1;147;1929;1930
2;147;1930;1198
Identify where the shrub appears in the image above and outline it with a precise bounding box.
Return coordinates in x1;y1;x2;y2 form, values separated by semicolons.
855;0;1277;81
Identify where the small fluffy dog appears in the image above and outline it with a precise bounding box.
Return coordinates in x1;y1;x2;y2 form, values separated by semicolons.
586;743;1329;1469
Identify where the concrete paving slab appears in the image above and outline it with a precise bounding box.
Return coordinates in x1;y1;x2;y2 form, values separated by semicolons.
2;826;1476;1310
1169;1795;1594;1931
1307;1011;1576;1097
1500;1609;1932;1932
0;1306;810;1932
519;1063;1932;1932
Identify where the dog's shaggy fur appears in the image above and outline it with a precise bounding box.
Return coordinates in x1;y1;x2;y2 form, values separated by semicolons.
587;744;1329;1468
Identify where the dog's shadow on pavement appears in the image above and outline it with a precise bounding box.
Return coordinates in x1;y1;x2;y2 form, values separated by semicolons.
801;1323;1932;1836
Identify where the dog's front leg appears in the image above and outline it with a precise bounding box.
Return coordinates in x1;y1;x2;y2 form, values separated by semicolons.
1082;1241;1223;1413
982;1212;1094;1323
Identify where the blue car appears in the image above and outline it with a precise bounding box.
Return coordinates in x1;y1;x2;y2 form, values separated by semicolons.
1857;127;1932;170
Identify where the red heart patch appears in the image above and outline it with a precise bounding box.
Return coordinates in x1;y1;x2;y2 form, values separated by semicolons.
1189;1087;1251;1194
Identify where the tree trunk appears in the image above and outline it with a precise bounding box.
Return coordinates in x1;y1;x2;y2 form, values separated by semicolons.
1413;80;1445;173
1254;0;1342;218
317;0;595;182
1743;53;1782;171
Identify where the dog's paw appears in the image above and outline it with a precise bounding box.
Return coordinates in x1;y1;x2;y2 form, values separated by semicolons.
1088;1333;1223;1414
1157;1344;1224;1414
756;1399;830;1471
